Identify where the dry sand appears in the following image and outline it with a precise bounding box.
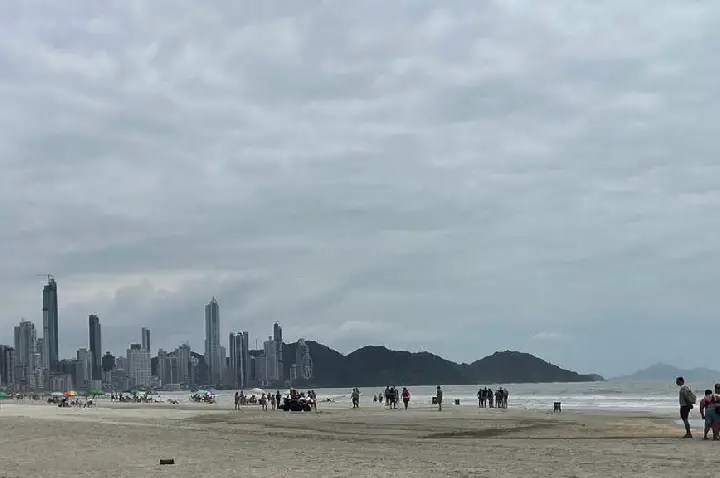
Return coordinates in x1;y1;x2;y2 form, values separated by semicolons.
0;400;710;477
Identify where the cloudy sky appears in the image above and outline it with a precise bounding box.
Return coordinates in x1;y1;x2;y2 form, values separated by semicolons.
1;0;718;377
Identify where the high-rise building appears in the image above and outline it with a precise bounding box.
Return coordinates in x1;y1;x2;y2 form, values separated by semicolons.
101;352;115;372
242;332;250;387
0;345;15;387
219;346;227;373
273;322;283;381
126;343;151;388
76;348;91;386
263;336;279;383
13;320;36;386
229;333;249;389
175;343;191;386
72;358;87;389
229;333;236;384
141;327;151;353
42;276;59;372
204;297;221;385
88;315;102;381
36;337;44;371
295;338;313;380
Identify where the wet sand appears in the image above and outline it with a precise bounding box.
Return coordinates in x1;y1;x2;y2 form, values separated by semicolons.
0;401;710;477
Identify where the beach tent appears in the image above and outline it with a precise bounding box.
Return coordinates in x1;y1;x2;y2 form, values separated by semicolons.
249;388;266;395
88;389;105;396
0;392;9;398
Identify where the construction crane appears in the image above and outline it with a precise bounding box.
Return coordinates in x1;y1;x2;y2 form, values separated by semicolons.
36;273;54;282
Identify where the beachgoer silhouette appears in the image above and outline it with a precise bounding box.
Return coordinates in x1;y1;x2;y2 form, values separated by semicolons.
402;387;410;409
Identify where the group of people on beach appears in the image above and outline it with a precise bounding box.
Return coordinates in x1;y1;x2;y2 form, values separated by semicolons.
677;376;720;440
477;386;509;409
370;386;412;409
234;389;318;412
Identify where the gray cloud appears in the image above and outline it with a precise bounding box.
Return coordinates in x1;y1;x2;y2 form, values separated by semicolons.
1;0;718;376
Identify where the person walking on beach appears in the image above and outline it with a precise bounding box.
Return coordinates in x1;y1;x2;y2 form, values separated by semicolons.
276;390;282;411
436;385;443;411
477;388;483;408
402;387;410;409
234;391;240;410
351;388;360;408
676;376;697;438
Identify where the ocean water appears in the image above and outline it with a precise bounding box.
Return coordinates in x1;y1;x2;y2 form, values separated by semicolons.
161;380;708;418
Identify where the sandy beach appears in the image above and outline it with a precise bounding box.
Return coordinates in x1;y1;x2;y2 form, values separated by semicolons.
0;401;709;477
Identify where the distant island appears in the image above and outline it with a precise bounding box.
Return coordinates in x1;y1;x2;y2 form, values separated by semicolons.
281;341;603;387
614;362;720;383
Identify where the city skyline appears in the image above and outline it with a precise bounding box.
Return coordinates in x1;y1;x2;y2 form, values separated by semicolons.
0;277;312;391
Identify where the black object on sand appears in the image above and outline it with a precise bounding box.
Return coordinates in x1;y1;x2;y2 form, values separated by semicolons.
159;459;175;465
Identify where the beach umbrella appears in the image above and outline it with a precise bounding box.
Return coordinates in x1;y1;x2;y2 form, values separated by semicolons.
64;390;78;397
250;387;265;395
87;389;105;396
50;391;64;397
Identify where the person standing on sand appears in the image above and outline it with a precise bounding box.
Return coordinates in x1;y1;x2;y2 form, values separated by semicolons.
402;387;410;409
436;385;443;411
234;392;240;410
276;391;282;410
699;389;716;440
676;376;697;438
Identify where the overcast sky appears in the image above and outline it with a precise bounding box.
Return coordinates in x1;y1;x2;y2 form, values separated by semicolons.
1;1;718;377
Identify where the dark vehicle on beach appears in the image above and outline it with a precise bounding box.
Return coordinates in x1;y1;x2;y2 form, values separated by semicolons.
280;396;312;412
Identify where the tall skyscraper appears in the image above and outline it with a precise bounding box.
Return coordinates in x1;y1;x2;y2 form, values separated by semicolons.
204;298;221;385
42;276;59;372
241;331;250;387
141;327;151;353
273;322;283;380
229;333;237;387
88;315;102;381
126;343;151;388
229;332;248;389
